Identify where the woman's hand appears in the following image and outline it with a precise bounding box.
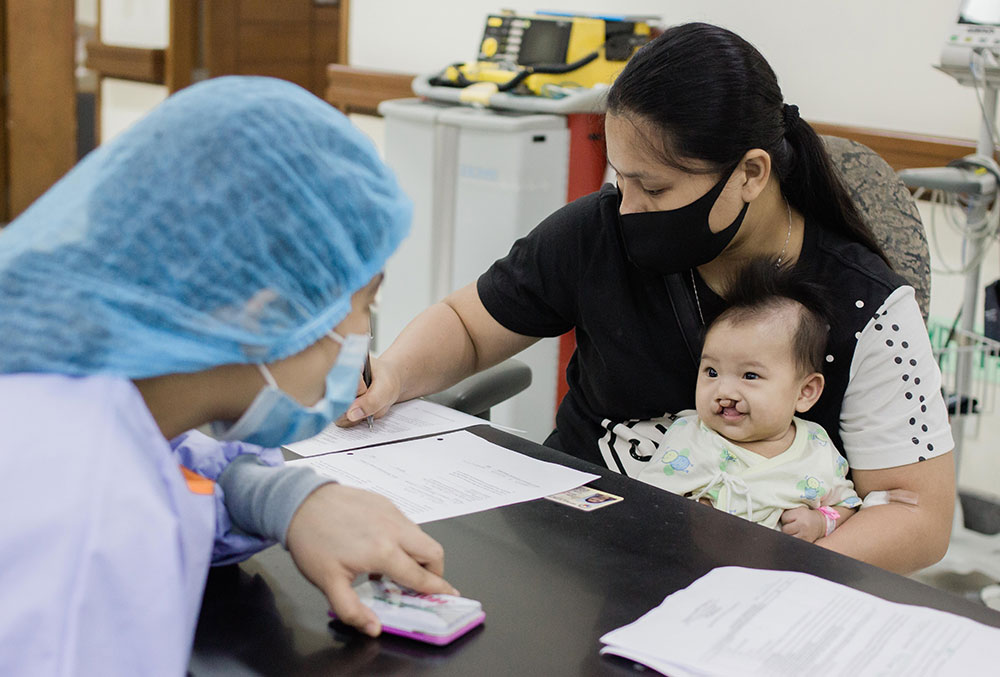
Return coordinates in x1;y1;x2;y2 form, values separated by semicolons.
336;286;538;429
284;483;457;636
338;355;401;427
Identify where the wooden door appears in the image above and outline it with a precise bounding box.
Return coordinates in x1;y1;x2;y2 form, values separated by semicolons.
204;0;349;98
4;0;76;220
85;0;350;149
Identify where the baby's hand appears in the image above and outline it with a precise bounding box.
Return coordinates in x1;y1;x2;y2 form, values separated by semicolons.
779;506;825;543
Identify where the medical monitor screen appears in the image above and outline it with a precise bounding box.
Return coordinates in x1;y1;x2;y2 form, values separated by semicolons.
959;0;1000;26
517;20;571;66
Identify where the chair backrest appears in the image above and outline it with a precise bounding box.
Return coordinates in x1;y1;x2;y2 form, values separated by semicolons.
822;135;931;318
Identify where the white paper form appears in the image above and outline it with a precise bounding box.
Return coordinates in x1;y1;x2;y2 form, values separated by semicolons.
599;566;1000;677
288;430;599;523
284;399;484;457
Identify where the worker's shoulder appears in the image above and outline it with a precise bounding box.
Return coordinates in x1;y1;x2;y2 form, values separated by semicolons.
0;373;154;443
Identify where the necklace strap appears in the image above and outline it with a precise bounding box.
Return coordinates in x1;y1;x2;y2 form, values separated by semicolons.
689;269;706;326
663;273;703;367
776;199;793;266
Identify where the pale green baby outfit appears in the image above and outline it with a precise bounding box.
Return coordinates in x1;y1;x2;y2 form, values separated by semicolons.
638;414;862;530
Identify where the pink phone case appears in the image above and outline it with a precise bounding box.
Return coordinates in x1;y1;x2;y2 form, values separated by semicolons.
381;610;486;645
328;610;486;646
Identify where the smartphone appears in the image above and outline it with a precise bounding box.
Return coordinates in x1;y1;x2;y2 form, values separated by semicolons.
329;579;485;646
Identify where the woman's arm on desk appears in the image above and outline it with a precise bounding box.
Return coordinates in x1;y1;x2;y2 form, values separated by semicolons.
814;452;955;574
343;282;537;424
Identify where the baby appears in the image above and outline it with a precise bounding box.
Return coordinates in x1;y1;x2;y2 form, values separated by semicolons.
638;260;861;542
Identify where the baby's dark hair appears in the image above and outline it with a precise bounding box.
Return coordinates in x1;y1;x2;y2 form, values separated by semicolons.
708;259;832;375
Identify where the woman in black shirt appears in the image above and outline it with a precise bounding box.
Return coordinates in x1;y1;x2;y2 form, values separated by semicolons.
348;23;954;574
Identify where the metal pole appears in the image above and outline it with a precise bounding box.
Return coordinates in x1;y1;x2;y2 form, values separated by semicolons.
951;83;997;469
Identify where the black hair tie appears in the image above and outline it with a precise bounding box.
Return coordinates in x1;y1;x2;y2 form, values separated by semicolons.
782;103;800;130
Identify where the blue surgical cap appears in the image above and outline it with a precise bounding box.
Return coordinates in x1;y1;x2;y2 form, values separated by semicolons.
0;76;410;378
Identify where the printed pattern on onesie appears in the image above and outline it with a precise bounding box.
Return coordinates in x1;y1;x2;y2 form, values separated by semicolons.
636;414;861;530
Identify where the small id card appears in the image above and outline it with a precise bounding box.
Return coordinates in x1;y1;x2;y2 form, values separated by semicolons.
544;486;623;511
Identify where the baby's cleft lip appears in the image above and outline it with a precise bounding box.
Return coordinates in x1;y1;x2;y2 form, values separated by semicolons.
719;406;744;420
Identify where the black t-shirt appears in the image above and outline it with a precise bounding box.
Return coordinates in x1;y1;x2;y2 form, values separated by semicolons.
477;183;907;469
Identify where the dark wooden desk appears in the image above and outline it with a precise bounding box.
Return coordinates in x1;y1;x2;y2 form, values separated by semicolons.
191;425;1000;675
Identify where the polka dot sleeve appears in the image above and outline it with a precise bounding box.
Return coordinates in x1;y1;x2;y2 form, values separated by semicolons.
840;286;954;470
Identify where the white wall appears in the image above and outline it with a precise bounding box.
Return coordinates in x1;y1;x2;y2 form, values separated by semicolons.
100;79;169;143
351;0;983;141
75;0;97;26
95;0;170;143
99;0;169;48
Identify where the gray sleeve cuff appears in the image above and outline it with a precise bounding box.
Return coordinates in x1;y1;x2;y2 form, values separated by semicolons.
217;455;333;547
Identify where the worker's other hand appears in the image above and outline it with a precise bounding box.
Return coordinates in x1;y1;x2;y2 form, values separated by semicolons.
338;356;400;427
779;506;825;543
285;483;457;636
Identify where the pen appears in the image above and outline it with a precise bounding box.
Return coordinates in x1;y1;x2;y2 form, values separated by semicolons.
362;353;374;431
362;320;375;431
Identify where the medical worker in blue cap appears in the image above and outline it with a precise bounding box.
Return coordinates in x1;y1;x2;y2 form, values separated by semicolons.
0;76;455;675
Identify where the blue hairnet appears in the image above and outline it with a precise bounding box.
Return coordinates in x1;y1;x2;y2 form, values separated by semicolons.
0;76;410;378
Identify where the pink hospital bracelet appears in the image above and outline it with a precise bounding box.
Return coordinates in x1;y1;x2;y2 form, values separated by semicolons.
816;506;840;537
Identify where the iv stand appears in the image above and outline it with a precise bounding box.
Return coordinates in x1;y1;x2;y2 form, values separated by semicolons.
955;85;995;465
898;71;1000;584
898;79;998;470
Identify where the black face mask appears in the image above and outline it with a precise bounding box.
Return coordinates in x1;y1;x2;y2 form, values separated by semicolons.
618;169;749;275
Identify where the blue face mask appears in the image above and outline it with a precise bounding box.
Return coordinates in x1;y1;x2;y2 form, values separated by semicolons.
211;330;370;448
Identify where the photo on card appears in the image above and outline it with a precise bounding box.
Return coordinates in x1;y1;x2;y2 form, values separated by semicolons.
544;486;624;511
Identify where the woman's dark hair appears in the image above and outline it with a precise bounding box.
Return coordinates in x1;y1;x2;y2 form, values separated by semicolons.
711;258;833;375
607;22;889;264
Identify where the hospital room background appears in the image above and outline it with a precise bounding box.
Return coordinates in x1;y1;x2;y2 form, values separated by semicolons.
18;0;1000;598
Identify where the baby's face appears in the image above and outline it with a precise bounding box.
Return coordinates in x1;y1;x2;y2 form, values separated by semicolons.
695;310;807;446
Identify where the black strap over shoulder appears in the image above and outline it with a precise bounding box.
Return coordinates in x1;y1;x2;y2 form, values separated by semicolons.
663;273;703;368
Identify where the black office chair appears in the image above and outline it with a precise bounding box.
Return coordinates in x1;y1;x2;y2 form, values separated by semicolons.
424;358;532;420
824;137;1000;550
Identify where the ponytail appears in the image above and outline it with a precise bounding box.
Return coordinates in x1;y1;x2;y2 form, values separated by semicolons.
776;112;890;265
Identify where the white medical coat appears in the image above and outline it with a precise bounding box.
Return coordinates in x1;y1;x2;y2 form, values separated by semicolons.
0;374;270;676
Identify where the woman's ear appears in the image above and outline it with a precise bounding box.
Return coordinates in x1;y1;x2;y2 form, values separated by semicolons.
795;372;825;413
739;148;772;202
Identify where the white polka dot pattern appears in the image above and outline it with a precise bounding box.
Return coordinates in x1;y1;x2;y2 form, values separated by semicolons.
841;287;953;470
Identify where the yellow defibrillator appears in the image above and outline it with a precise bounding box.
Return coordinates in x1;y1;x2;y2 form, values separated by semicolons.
429;11;658;97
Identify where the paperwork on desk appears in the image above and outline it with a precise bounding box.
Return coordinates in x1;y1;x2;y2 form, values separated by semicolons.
284;399;484;456
288;430;599;523
599;566;999;677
